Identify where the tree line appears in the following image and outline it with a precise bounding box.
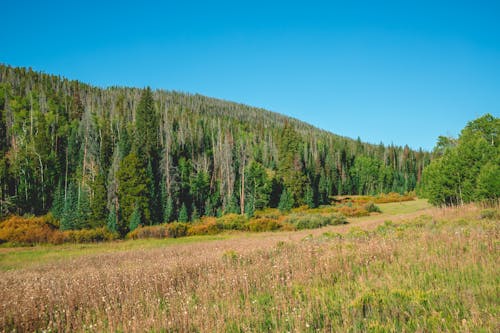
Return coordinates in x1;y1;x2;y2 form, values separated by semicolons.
0;65;430;235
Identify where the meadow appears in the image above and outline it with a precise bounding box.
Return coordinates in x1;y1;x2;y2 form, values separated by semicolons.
0;200;498;332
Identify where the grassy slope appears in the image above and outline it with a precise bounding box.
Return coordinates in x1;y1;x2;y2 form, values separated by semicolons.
0;200;430;271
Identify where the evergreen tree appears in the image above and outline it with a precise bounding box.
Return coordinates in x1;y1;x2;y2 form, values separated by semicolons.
60;183;78;230
278;189;294;213
51;182;65;220
134;87;158;158
304;184;315;208
90;173;107;227
245;193;255;218
191;202;199;221
178;203;189;222
163;196;174;222
107;208;117;233
224;194;240;214
117;153;150;225
129;205;141;232
278;123;306;205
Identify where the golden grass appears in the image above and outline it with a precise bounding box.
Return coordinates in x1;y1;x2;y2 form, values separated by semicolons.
0;202;498;332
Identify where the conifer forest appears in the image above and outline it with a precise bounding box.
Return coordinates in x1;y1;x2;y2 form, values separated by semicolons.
0;65;431;235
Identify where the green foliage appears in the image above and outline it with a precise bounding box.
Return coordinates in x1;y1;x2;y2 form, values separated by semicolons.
163;196;174;222
178;203;189;222
90;173;107;226
364;202;382;213
479;208;498;220
106;209;117;233
278;123;307;204
0;64;430;236
216;213;248;230
117;153;150;228
475;162;500;201
304;184;315;208
129;206;141;232
286;213;347;230
421;114;500;205
278;189;294;213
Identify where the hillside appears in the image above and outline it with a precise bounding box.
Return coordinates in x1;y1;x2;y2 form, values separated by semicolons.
0;64;430;232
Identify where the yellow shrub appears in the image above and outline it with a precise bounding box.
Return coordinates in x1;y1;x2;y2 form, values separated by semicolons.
245;218;283;232
127;225;167;239
188;217;220;236
0;214;60;245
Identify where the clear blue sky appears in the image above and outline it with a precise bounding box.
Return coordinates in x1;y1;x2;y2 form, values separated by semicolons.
1;0;499;150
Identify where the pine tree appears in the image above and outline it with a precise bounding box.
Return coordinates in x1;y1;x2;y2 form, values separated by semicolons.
117;153;150;225
90;173;107;227
163;196;174;222
277;123;306;205
191;202;199;221
245;193;255;218
129;205;141;232
51;182;65;220
60;183;78;230
178;203;188;222
107;208;117;233
224;194;239;214
304;184;315;208
278;188;294;213
134;87;157;158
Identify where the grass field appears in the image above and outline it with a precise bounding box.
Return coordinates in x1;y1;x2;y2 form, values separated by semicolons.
1;199;498;332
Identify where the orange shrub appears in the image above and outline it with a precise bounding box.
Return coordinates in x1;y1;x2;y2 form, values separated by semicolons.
187;217;220;236
127;225;167;239
0;214;60;245
165;222;189;238
336;205;370;217
245;218;283;232
374;192;416;203
63;228;118;243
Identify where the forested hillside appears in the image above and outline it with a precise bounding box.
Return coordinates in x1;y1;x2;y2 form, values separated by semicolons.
0;64;430;234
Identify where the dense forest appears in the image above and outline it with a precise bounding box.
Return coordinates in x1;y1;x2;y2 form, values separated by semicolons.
0;64;430;235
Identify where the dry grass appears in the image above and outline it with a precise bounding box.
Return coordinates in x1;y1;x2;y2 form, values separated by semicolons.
0;202;498;332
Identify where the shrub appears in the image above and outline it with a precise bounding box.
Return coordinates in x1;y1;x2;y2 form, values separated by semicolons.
365;202;382;213
285;213;347;230
165;222;188;238
0;214;59;245
187;217;221;236
63;227;118;243
374;192;415;203
216;214;247;230
479;209;499;220
245;218;283;232
336;205;370;217
127;225;167;239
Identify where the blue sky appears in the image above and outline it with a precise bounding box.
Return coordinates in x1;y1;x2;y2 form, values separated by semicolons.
1;0;499;150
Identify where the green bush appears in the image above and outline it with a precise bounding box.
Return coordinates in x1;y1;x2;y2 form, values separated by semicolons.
165;222;189;238
479;209;499;220
365;202;382;213
285;213;347;230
